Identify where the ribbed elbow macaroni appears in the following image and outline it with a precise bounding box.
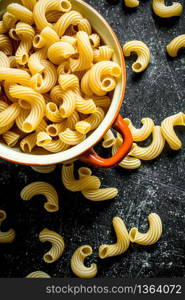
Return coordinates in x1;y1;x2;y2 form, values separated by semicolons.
166;35;185;57
99;217;130;259
62;163;101;192
33;0;71;31
129;213;162;245
26;271;51;278
124;118;154;141
31;165;56;174
161;112;185;150
0;0;120;154
39;228;65;263
20;181;59;212
0;210;15;244
82;188;118;201
152;0;183;18
129;126;165;160
71;245;97;278
123;41;150;73
9;85;46;133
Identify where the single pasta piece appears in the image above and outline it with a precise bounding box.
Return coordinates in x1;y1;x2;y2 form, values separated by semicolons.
48;41;76;65
61;163;101;192
7;3;34;25
59;128;85;145
54;10;83;37
0;102;21;127
46;10;63;22
102;129;115;148
80;69;93;96
75;94;97;114
82;188;118;201
20;133;37;153
93;46;114;63
88;61;122;96
0;34;13;55
0;68;31;86
99;217;130;259
124;118;154;141
39;228;65;263
9;85;46;133
28;48;47;75
161;112;185;150
2;130;20;147
13;22;35;65
33;26;59;48
41;138;69;153
124;0;139;8
26;271;51;278
46;102;63;122
70;31;93;72
58;74;79;91
129;126;165;160
59;90;77;118
20;181;59;212
36;131;52;147
33;0;71;31
31;60;57;94
0;210;15;244
123;41;150;73
50;85;64;105
129;213;162;245
71;245;97;278
166;35;185;57
63;110;80;130
75;107;105;134
89;34;100;48
152;0;183;18
78;167;118;201
0;51;10;68
112;136;142;169
31;165;56;174
2;12;17;30
8;55;18;68
21;0;37;11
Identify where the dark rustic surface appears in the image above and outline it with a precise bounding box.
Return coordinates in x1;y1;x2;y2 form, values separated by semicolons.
0;0;185;278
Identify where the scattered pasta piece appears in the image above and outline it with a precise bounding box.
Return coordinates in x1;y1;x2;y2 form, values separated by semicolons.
39;228;65;263
26;271;51;278
112;134;141;169
61;163;101;192
166;35;185;57
31;165;56;174
124;118;154;142
20;181;59;212
129;213;162;245
161;112;185;150
152;0;183;18
0;210;15;243
129;126;165;160
99;217;130;259
82;188;118;201
78;167;118;201
123;40;150;73
124;0;139;8
71;245;97;278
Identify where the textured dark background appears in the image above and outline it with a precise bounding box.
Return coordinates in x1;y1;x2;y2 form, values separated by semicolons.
0;0;185;278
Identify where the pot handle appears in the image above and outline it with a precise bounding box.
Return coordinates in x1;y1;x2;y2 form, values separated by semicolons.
79;114;133;168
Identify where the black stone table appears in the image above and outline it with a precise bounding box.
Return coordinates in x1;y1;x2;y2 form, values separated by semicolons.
0;0;185;278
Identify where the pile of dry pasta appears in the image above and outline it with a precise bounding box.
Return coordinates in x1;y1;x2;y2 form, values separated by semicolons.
0;0;121;153
0;0;185;278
